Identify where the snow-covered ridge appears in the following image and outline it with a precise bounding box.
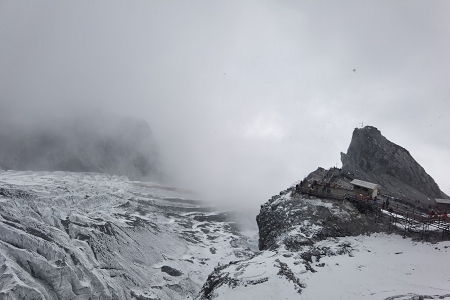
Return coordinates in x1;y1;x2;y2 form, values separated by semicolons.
0;170;256;300
197;192;450;299
197;233;450;300
256;190;384;251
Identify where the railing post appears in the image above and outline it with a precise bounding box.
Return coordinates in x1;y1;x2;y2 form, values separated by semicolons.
422;217;424;240
387;213;390;230
404;216;407;238
406;212;409;233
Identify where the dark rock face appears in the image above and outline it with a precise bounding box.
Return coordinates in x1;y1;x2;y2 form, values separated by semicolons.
256;191;387;251
341;126;447;201
161;266;183;277
0;110;161;181
196;261;244;300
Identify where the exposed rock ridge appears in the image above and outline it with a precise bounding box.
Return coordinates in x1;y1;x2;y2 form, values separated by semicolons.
256;190;387;251
341;126;447;201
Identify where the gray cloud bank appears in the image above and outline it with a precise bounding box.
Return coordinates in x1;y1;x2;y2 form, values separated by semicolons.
1;0;450;211
0;107;161;181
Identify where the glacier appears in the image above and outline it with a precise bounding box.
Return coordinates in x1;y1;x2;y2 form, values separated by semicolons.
0;170;256;299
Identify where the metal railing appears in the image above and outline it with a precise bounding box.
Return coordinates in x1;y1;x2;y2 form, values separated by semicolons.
293;185;449;240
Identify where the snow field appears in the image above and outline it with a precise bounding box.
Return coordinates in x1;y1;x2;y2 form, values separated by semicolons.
0;170;257;300
210;233;450;300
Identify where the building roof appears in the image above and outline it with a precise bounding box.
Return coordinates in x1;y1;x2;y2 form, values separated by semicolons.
435;198;450;205
350;179;379;190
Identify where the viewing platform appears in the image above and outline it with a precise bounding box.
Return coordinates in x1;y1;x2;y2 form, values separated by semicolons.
293;183;450;240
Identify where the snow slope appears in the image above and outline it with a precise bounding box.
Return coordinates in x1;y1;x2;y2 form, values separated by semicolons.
199;234;450;300
197;192;450;300
0;170;256;299
302;234;450;299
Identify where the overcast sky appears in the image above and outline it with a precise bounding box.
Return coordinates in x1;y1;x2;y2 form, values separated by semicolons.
1;0;449;211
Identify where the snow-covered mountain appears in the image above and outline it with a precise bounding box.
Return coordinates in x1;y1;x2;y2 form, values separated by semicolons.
0;170;256;299
3;170;449;300
2;125;450;300
197;190;450;300
194;125;450;299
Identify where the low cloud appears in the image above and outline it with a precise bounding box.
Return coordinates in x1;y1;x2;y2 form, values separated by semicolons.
1;0;449;211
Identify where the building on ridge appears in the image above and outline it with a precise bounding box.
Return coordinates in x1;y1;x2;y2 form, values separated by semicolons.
350;179;380;198
435;198;450;212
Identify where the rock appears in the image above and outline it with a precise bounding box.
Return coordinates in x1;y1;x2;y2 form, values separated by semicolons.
341;126;448;203
161;266;183;277
256;193;387;251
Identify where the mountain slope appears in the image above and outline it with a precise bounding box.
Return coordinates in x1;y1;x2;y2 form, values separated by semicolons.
341;126;447;202
196;191;450;300
196;127;450;299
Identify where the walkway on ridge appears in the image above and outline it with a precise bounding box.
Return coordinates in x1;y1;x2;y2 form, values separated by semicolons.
293;184;450;240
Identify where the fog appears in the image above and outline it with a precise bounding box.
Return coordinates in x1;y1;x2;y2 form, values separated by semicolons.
1;0;450;212
0;106;161;180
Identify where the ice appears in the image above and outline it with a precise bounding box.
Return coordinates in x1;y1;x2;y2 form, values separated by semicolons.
0;170;256;300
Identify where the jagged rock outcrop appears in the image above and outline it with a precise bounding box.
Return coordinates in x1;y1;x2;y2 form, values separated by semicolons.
0;110;161;181
256;189;387;251
341;126;447;202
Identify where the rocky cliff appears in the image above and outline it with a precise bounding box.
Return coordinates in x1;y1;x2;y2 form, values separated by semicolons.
341;126;447;203
256;190;386;251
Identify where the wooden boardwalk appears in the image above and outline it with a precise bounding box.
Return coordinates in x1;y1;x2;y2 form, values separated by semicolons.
294;184;450;240
381;204;450;239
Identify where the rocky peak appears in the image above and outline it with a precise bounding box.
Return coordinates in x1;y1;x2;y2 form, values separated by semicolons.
341;126;446;202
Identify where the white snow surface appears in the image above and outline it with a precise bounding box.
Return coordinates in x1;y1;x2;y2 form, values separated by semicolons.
0;170;257;300
3;170;449;300
206;233;450;300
